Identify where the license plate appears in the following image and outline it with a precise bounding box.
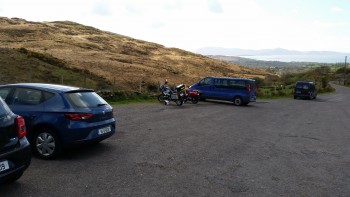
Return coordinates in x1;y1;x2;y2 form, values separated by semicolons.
98;126;111;135
0;161;9;172
296;91;301;93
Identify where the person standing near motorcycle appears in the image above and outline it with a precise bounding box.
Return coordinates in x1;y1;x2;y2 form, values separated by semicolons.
160;79;168;91
160;79;173;94
160;79;171;105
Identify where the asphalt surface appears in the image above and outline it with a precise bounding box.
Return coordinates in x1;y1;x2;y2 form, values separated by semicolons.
1;84;350;196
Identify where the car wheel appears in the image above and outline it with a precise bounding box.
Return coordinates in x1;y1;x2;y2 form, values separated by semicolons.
294;96;297;99
33;128;61;159
233;97;243;106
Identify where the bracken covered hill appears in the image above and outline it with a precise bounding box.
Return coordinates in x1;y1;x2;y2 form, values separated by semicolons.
0;17;270;91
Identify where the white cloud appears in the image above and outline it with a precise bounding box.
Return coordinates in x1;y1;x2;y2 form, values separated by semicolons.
207;0;223;13
331;6;343;12
0;0;349;52
313;20;348;29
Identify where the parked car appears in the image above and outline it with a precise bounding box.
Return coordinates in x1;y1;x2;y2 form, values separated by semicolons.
189;77;256;106
294;81;317;100
0;97;31;183
0;83;116;159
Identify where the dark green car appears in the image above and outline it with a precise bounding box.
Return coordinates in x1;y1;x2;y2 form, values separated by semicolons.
294;81;317;100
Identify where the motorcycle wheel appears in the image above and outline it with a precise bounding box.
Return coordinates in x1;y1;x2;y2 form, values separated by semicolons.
158;94;165;102
175;99;183;106
191;97;199;104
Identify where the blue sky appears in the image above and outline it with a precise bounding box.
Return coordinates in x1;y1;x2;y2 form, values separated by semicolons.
1;0;349;53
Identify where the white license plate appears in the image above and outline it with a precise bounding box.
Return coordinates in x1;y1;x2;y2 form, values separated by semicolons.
98;126;111;135
0;161;9;172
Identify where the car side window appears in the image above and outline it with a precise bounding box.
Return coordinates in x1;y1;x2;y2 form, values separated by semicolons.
13;88;43;105
199;78;213;86
0;98;9;117
227;80;246;90
43;91;55;101
0;88;11;100
215;79;229;88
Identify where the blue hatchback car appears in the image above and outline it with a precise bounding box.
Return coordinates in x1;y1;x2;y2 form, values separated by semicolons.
189;77;256;106
0;83;116;159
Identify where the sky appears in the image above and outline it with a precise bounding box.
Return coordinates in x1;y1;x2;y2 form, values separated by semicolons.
1;0;350;53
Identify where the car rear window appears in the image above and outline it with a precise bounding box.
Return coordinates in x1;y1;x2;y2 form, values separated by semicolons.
296;83;310;89
65;91;107;108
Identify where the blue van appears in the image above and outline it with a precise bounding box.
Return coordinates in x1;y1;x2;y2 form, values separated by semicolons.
189;77;256;106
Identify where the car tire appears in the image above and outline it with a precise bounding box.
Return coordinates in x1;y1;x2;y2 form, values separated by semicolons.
233;96;243;106
33;128;62;160
294;96;297;99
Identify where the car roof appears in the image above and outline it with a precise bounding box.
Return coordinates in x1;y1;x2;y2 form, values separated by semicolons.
207;76;255;81
296;81;314;84
0;83;90;93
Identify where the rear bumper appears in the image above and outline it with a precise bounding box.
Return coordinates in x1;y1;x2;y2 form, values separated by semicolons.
294;93;312;98
249;95;256;102
0;137;32;183
62;119;116;146
243;95;256;104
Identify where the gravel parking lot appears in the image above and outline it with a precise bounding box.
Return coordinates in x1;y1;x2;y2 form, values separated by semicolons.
1;84;350;196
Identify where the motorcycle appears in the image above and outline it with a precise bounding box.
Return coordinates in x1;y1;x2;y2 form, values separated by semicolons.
183;88;200;104
158;84;200;106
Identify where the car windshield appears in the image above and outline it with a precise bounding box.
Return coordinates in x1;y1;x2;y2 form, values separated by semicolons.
65;91;107;108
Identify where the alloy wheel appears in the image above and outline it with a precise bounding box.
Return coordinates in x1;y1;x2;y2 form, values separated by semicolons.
36;132;56;157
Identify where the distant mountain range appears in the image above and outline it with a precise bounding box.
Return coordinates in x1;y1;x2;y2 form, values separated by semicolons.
196;47;349;56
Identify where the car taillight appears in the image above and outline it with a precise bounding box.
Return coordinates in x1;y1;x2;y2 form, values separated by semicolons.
16;116;26;138
247;84;251;92
64;113;93;121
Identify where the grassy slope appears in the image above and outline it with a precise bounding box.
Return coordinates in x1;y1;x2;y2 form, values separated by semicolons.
0;48;109;89
0;17;270;92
